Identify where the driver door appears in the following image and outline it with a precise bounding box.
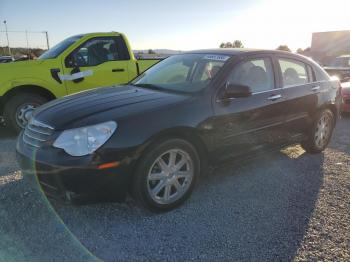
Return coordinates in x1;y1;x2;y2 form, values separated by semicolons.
61;36;131;94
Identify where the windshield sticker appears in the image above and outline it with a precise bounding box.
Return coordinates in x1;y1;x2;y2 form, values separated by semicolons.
203;55;230;62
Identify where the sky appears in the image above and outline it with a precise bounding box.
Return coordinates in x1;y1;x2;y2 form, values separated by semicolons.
0;0;350;51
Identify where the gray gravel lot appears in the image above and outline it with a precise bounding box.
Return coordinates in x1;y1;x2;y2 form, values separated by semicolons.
0;117;349;262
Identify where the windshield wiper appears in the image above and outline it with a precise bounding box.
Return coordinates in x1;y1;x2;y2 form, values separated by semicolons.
132;83;163;91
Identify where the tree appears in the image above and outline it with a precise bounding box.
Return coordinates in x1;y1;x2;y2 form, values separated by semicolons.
225;42;233;48
233;40;244;48
219;40;244;48
148;49;156;54
296;48;304;54
276;45;291;52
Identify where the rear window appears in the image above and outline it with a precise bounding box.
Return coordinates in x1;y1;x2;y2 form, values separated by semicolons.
278;58;309;86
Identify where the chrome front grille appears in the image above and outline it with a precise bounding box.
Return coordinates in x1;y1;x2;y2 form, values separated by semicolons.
23;119;54;148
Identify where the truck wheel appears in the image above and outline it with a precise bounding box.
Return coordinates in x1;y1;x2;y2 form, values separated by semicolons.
301;109;335;154
4;93;48;133
132;139;200;212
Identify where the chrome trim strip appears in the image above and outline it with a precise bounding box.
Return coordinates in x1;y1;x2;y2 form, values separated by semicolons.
30;119;54;130
24;131;46;142
252;87;283;95
23;134;40;148
216;88;283;102
268;94;282;100
27;125;51;136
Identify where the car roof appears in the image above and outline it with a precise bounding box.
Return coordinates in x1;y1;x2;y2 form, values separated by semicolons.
186;48;299;56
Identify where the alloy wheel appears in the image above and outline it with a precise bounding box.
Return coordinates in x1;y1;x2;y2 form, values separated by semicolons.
147;149;194;205
314;112;332;149
15;104;37;128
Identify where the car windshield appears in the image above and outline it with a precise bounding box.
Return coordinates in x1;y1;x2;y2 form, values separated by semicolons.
132;53;230;93
39;35;84;60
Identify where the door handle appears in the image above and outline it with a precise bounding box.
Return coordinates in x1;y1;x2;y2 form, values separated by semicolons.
268;94;282;101
311;86;320;91
112;68;125;72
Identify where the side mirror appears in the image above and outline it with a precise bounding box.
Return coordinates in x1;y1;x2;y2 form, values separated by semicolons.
224;83;252;98
65;55;78;68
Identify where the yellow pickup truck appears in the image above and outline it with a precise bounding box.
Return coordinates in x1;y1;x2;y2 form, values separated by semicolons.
0;32;160;131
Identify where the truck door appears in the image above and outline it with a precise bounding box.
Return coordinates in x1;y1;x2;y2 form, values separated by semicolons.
61;36;132;94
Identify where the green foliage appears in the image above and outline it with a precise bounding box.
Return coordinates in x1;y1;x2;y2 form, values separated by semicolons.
219;40;244;48
296;48;304;54
276;45;291;52
233;40;244;48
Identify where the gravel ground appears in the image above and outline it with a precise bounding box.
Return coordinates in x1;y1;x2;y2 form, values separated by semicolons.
0;117;349;261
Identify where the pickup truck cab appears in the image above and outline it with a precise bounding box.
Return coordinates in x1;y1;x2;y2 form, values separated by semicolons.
0;32;159;132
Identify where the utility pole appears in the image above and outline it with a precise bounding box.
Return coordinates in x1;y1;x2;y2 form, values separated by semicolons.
3;20;11;56
25;30;30;59
44;31;50;49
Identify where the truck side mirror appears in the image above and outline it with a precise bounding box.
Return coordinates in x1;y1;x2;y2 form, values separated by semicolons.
65;55;77;68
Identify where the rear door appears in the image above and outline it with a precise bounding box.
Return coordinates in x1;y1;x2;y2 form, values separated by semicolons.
61;36;132;94
276;57;319;140
211;55;287;159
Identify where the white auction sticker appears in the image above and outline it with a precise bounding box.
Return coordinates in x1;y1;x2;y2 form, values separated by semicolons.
203;55;230;61
59;70;93;81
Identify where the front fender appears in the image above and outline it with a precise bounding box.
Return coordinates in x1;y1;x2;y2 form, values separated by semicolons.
0;77;66;98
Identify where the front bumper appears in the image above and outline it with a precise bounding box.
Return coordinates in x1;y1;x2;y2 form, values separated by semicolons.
16;132;134;202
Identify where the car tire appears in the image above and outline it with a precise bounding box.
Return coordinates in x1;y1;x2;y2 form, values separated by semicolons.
132;138;200;212
3;93;48;133
301;109;335;154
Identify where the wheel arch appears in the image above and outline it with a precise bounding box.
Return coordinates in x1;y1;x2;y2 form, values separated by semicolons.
146;126;209;164
128;126;210;189
319;103;338;124
0;85;56;115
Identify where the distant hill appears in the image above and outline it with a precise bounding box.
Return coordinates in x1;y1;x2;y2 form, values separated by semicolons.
134;49;183;55
0;46;45;58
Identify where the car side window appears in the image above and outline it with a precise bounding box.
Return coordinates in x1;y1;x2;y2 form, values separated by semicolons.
67;36;129;67
227;58;274;93
278;58;310;87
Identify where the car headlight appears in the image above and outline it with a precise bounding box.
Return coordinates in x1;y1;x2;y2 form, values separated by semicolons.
53;121;117;156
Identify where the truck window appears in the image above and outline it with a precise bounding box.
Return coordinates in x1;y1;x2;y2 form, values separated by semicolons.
39;35;84;60
66;36;130;68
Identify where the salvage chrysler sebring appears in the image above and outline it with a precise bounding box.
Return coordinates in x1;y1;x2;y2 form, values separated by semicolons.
16;49;341;211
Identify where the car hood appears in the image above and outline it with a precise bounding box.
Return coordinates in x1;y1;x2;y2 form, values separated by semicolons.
33;85;189;129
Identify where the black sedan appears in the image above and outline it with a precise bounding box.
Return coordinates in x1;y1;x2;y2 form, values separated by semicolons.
17;49;341;211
